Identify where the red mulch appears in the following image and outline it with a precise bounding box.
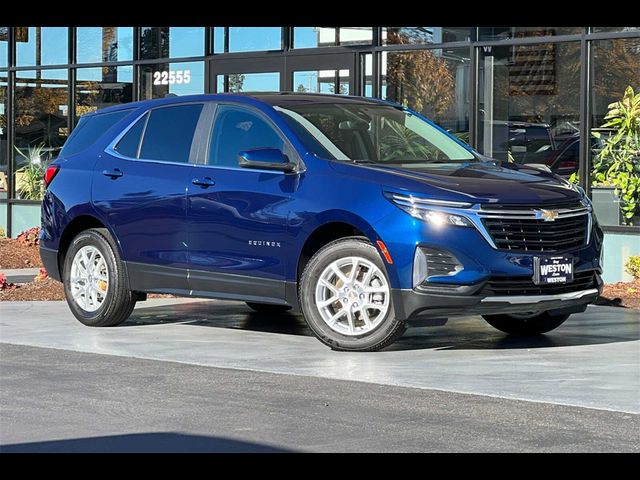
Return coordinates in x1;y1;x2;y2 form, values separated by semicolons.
0;277;175;302
0;237;43;269
598;280;640;310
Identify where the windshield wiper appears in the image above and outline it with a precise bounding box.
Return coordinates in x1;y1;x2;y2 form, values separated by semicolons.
350;159;378;164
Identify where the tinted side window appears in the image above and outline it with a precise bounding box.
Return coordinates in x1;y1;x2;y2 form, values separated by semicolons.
60;109;132;157
209;105;284;167
115;113;147;158
140;104;203;163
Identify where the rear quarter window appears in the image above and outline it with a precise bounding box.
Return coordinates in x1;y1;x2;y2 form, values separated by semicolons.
60;109;133;157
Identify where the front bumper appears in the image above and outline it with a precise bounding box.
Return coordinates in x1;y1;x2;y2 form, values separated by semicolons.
392;272;603;321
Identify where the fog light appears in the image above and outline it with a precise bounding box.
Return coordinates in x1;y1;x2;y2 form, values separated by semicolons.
413;246;463;288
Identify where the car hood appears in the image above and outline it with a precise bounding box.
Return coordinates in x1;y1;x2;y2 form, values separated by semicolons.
330;159;582;205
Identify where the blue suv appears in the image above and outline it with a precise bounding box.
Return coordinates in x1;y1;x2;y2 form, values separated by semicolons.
40;93;603;351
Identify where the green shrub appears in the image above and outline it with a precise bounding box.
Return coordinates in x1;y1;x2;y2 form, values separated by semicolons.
625;255;640;280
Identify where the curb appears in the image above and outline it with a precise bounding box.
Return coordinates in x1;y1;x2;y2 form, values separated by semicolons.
2;268;41;283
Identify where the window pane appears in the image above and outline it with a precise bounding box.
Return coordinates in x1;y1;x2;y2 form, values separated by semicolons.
216;72;280;93
75;66;133;120
16;27;68;66
361;53;373;97
76;27;133;63
592;27;640;33
169;27;204;58
228;27;281;52
61;110;131;157
478;27;582;41
382;48;470;141
590;38;640;226
293;27;372;48
0;77;7;199
209;106;283;167
293;70;349;94
294;27;335;48
140;27;168;59
115;113;146;158
478;42;581;175
140;104;203;163
14;69;69;200
0;27;8;68
214;27;225;53
139;61;204;100
383;27;472;45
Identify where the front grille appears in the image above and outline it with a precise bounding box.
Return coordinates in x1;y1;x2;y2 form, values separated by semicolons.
479;203;589;252
480;270;597;296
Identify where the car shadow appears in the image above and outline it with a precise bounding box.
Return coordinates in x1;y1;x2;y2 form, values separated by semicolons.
124;300;640;351
0;432;293;453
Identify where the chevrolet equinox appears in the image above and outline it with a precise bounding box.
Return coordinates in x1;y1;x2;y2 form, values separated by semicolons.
40;93;603;351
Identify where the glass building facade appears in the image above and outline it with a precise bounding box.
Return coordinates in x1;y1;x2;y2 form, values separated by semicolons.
0;27;638;279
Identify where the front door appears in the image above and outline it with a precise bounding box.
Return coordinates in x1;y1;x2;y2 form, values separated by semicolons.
186;103;296;304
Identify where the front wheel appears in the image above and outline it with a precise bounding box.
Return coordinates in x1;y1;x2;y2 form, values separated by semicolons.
299;237;405;351
482;311;570;335
63;228;136;327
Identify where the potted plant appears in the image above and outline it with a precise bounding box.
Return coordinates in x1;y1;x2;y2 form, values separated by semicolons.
13;143;50;201
587;86;640;226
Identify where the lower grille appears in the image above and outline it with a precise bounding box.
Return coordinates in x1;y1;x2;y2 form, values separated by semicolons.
424;248;461;278
480;270;597;296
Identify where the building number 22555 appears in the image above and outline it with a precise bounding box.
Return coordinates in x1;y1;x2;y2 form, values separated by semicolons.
152;70;192;86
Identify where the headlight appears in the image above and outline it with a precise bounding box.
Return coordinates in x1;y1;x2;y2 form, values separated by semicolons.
404;207;473;227
386;192;474;228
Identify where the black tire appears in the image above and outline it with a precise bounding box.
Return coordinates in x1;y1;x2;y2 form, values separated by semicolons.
299;237;405;352
482;312;570;335
246;302;292;313
62;228;136;327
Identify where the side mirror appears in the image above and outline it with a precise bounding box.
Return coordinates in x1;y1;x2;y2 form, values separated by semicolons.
237;148;296;173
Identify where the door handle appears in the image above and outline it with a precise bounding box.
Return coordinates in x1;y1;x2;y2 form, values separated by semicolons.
102;168;123;178
192;177;215;187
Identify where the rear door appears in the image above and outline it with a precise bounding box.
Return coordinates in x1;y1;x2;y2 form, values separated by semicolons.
92;103;205;293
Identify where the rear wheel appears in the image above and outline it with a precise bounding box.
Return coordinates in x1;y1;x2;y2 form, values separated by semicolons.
482;311;570;335
299;237;405;351
246;302;292;313
63;228;136;327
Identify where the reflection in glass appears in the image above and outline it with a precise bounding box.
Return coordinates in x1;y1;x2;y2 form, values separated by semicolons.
293;27;372;48
139;61;204;99
383;27;472;45
590;38;640;226
140;27;205;59
75;66;133;121
14;70;68;199
216;72;280;93
382;48;470;141
0;27;8;68
592;27;640;33
228;27;282;52
293;70;349;95
478;42;581;175
0;78;7;198
76;27;133;63
478;27;582;41
16;27;68;66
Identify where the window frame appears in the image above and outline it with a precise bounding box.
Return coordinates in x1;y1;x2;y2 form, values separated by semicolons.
106;102;207;166
194;101;304;174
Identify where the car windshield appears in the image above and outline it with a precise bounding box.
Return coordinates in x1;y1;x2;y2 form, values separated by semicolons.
274;102;476;165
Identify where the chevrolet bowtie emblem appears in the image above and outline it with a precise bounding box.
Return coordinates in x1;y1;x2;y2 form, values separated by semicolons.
535;209;559;222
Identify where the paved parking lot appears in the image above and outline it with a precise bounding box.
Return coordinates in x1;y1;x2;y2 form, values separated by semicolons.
1;299;638;451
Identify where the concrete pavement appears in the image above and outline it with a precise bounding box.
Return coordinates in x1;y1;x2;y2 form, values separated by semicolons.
1;299;638;413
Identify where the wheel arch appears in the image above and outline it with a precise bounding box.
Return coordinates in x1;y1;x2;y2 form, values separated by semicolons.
293;210;399;289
